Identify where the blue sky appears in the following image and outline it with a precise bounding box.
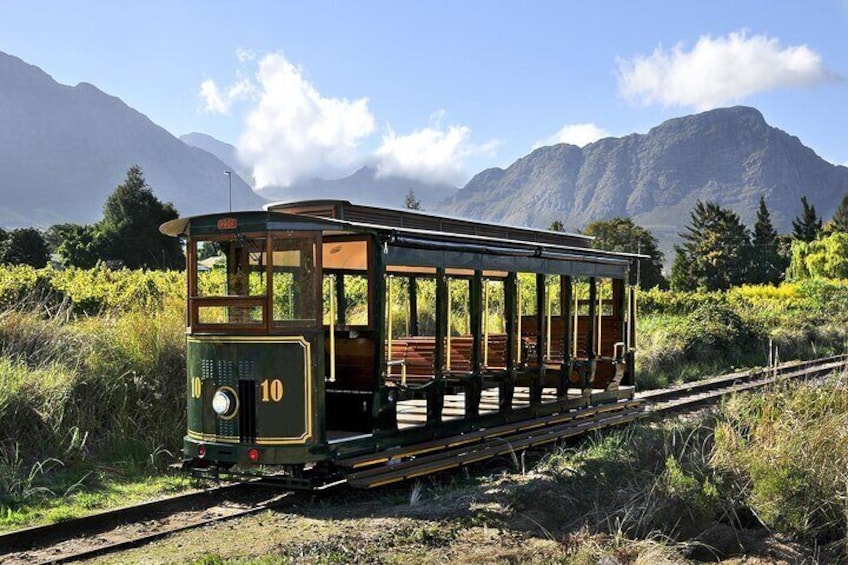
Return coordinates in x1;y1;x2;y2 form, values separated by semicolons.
3;0;846;188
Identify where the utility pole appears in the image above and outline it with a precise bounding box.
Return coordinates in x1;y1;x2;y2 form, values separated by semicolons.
224;170;232;212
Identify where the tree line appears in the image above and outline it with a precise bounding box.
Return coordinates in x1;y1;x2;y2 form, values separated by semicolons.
0;165;183;270
552;192;848;291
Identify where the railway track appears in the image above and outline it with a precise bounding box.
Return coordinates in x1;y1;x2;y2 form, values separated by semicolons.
639;354;848;414
2;354;845;563
0;483;298;564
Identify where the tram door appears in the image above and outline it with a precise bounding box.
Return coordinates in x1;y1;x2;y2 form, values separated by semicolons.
187;232;323;451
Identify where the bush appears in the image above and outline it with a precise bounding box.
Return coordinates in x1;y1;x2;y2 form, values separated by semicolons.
712;380;848;544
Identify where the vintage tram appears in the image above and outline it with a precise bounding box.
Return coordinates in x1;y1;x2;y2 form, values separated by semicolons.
160;200;642;488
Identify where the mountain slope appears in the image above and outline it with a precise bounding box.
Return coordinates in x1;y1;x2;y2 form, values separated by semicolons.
180;132;255;187
0;51;264;228
438;107;848;248
258;165;457;210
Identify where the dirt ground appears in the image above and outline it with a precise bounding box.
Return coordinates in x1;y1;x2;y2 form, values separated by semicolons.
79;471;822;565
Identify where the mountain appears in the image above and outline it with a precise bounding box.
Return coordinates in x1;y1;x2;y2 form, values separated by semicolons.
257;165;457;210
180;132;254;187
438;107;848;253
0;51;264;228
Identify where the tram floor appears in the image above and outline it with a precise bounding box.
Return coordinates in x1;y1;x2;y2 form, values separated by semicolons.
395;386;631;430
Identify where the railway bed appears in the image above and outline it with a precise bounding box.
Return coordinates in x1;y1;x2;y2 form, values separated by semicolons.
2;354;845;564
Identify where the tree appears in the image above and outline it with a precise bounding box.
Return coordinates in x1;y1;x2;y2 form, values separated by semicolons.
56;224;104;268
98;165;183;269
548;220;564;232
750;195;787;285
829;192;848;234
404;189;422;210
671;201;751;291
788;233;848;279
0;228;50;268
583;217;666;289
791;196;822;242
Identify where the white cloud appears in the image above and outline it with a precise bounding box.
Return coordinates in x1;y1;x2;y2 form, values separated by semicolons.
235;53;376;187
533;123;610;149
200;77;255;114
617;30;833;110
200;53;495;187
375;113;499;185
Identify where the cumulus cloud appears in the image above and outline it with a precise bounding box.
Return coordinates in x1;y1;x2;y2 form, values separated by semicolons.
235;53;376;187
617;31;833;110
533;123;610;149
201;52;495;187
375;113;499;185
200;77;255;114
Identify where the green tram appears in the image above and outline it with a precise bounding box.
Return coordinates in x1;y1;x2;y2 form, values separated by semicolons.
160;200;642;488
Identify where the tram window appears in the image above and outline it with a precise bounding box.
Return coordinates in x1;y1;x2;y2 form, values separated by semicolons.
448;278;471;337
384;276;408;338
482;279;506;369
197;304;264;325
323;274;370;326
517;273;536;316
271;237;317;324
415;278;437;336
194;237;267;297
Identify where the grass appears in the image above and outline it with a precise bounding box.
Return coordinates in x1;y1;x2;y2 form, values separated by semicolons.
0;473;196;531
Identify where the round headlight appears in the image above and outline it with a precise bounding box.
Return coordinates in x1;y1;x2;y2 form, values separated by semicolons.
212;389;233;416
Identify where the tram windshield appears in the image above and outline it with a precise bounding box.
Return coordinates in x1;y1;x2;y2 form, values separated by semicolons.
190;233;318;329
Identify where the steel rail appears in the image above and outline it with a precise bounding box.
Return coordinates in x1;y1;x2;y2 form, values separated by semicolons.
0;482;296;565
640;354;848;414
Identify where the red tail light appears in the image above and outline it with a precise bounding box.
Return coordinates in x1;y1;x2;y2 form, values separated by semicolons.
247;448;260;463
197;444;206;458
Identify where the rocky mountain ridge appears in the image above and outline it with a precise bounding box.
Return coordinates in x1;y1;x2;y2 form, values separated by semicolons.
438;107;848;249
0;51;263;228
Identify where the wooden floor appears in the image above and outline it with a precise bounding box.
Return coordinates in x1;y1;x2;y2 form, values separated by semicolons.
396;386;634;430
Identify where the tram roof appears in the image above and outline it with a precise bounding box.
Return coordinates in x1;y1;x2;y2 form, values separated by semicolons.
160;202;645;265
265;199;593;248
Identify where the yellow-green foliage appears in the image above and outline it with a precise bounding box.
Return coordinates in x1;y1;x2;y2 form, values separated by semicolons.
789;232;848;280
713;380;848;543
0;265;184;314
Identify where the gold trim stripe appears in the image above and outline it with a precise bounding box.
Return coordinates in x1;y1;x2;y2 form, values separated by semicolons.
188;335;314;445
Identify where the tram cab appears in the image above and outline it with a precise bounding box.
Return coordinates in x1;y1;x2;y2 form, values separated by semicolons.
162;200;641;486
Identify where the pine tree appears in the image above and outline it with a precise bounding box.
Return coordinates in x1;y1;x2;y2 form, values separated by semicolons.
830;193;848;234
548;220;564;232
584;217;666;289
98;165;184;269
750;195;786;285
671;200;752;291
791;196;822;242
404;189;422;210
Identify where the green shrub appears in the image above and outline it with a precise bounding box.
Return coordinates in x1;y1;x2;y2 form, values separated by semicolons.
712;381;848;543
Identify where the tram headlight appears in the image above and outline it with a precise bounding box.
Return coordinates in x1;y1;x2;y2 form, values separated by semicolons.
212;387;238;418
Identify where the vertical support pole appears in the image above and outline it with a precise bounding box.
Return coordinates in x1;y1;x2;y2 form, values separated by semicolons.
561;275;572;397
597;280;604;357
386;275;393;371
471;271;483;373
329;274;336;383
446;278;452;372
334;273;345;325
587;277;597;361
409;275;419;336
546;279;553;360
371;237;390;431
572;283;579;357
431;267;447;426
533;273;545;404
483;279;490;367
502;271;517;414
468;270;483;419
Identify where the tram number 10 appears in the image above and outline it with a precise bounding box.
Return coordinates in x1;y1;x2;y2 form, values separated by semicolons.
260;379;284;402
